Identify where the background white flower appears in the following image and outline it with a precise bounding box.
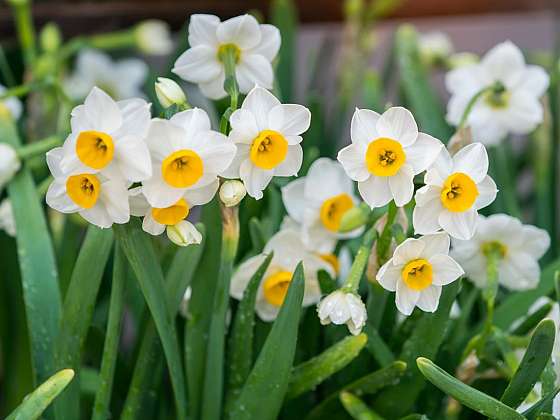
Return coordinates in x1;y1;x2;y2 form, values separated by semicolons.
173;14;280;99
0;143;20;189
446;41;549;145
317;290;367;335
230;229;333;321
413;143;497;240
0;199;15;237
451;214;550;291
377;233;464;315
282;158;363;253
65;50;148;100
222;86;310;199
135;20;174;56
338;107;443;208
418;31;454;65
142;108;235;207
0;84;23;120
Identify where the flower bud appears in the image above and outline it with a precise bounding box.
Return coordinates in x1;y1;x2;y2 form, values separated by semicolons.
0;199;16;237
40;22;62;53
0;143;21;188
317;290;367;335
219;180;246;208
448;52;479;69
135;20;173;56
339;203;369;233
155;77;186;109
418;31;454;66
166;220;202;247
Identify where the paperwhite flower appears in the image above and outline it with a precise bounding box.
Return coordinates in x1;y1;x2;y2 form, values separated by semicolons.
451;214;550;291
155;77;186;109
0;199;15;237
60;87;152;183
65;50;148;100
230;229;333;321
317;290;367;335
129;184;217;235
167;220;203;247
45;148;130;228
219;179;246;207
135;20;174;56
338;107;443;208
377;233;464;316
418;31;454;64
446;41;549;145
0;84;23;120
142;108;236;207
172;14;280;100
413;143;497;240
282;158;362;254
0;143;20;189
222;86;310;199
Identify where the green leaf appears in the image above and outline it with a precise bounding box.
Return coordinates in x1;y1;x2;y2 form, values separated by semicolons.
417;357;524;420
271;0;297;102
373;280;460;417
229;263;306;420
364;324;395;367
339;391;384;420
92;245;127;420
54;226;113;419
305;361;407;420
225;253;274;411
523;387;560;420
248;217;266;254
510;303;553;337
1;117;62;386
395;25;452;140
121;225;205;420
6;369;74;420
501;320;556;408
318;269;337;295
114;222;187;420
287;333;368;399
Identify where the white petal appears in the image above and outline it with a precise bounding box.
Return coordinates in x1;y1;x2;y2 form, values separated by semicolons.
438;209;478;240
426;148;453;185
521;225;550;260
236;54;274;93
198;73;226;100
217;14;261;50
413;201;443;235
128;187;150;216
376;260;401;292
146;119;186;162
46;181;80;213
337;143;368;182
195;131;236;174
404;133;443;175
221;145;250;178
350;108;380;145
305;158;355;203
281;178;306;223
76;87;122;133
518;65;550;97
239;160;273;200
502;91;543;135
188;14;220;47
430;254;464;286
99;179;130;225
248;24;280;61
499;252;540;291
273;145;303;177
256;299;280;322
475;175;498;210
268;104;311;136
229;109;259;144
445;65;484;96
80;206;113;228
452;142;488;183
142;172;185;208
480;41;526;89
172;45;222;84
242;86;280;130
183;179;219;206
418;232;450;257
114;60;148;99
142;213;166;236
115;98;151;138
358;176;392;208
170;107;211;134
396;280;420;316
388;164;414;207
393;238;425;265
416;285;442;312
46;147;65;179
114;136;152;182
376;107;418;147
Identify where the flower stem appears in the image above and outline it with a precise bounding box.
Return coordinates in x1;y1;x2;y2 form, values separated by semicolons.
457;82;502;131
0;79;53;100
482;250;500;338
342;226;378;293
58;30;136;61
17;135;62;159
219;45;240;134
8;0;37;67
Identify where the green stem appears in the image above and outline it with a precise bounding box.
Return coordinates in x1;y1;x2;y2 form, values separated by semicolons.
491;144;521;218
343;226;377;293
0;79;53;100
376;201;397;266
0;44;16;86
58;30;136;61
8;0;37;67
482;250;500;340
17;135;62;159
457;84;498;131
218;45;240;134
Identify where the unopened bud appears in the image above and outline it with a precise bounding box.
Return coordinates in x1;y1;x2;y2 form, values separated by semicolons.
448;52;479;69
166;221;202;247
219;180;246;208
40;22;62;53
155;77;186;109
135;20;173;56
339;203;369;233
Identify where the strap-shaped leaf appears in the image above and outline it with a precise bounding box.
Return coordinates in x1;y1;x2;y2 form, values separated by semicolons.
287;333;368;399
522;387;560;420
340;391;384;420
229;263;306;420
114;222;187;420
501;319;555;408
6;369;74;420
416;357;524;420
271;0;297;102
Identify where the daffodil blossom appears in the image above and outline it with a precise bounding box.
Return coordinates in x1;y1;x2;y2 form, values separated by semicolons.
59;87;152;183
338;107;443;208
377;233;464;316
65;49;148;100
446;41;549;145
173;14;280;100
230;229;333;321
46;147;129;228
129;183;217;236
317;290;367;335
282;158;363;254
0;84;23;120
451;214;550;291
222;86;310;199
413;142;498;240
141;108;236;208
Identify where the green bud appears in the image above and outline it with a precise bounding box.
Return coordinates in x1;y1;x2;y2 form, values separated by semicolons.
40;22;62;53
339;203;370;233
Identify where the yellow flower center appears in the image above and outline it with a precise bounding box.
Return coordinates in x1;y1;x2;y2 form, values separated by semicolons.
482;241;508;259
263;270;292;307
161;149;204;188
365;138;406;177
76;130;115;169
320;193;354;232
217;43;241;63
250;130;289;170
440;172;479;212
402;258;433;291
66;174;101;209
320;253;340;275
151;198;190;225
484;83;510;109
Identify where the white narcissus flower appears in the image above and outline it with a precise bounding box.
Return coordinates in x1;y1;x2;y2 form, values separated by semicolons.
418;31;454;64
172;14;280;100
142;108;236;208
167;220;203;247
0;143;20;189
135;20;174;56
230;229;334;322
45;148;130;228
413;143;498;240
129;184;217;236
446;41;549;145
222;86;310;199
317;290;367;335
0;199;16;237
0;84;23;120
338;107;443;208
65;50;148;100
451;214;550;291
282;158;363;254
60;87;152;183
377;233;464;316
